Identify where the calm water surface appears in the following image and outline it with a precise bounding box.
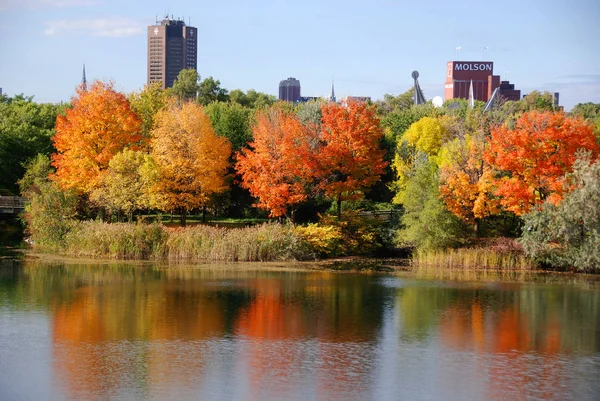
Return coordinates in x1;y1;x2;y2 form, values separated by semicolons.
0;259;599;400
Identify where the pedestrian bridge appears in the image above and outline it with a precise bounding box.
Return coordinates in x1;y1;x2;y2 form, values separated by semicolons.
0;196;26;215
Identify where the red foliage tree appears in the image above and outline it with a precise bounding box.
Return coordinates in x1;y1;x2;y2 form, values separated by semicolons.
52;81;142;194
235;107;319;219
319;100;387;217
484;111;599;215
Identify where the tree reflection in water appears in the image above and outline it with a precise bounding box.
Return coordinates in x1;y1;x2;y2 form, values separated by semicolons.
0;261;597;400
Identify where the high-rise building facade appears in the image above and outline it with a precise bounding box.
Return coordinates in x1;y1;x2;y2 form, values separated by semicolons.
279;77;301;102
148;17;197;89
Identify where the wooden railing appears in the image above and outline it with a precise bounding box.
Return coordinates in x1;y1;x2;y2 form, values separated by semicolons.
356;210;397;221
0;196;27;214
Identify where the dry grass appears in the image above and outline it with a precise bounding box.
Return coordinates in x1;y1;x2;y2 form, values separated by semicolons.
60;221;306;261
411;238;536;278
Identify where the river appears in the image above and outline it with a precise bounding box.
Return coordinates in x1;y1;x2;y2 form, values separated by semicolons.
1;258;599;400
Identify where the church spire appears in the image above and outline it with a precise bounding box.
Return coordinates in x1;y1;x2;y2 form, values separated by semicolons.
82;64;87;91
330;79;336;102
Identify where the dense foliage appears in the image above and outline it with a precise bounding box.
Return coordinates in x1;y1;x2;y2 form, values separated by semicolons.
7;73;600;269
520;156;600;271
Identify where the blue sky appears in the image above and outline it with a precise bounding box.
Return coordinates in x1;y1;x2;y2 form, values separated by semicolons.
1;0;599;110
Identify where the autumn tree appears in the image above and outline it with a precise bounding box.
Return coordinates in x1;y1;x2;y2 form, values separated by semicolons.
90;149;161;220
436;111;503;233
439;130;499;225
151;100;231;225
484;111;600;215
236;107;319;219
391;116;448;204
52;81;142;195
319;100;387;217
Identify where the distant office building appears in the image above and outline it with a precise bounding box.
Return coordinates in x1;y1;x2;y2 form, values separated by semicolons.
148;17;197;89
279;77;301;102
295;96;320;104
497;80;521;102
445;61;521;103
0;88;2;96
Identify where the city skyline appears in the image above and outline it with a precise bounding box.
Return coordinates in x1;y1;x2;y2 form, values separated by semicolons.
0;0;599;110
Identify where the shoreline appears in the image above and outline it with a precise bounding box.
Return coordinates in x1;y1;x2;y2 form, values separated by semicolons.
3;247;598;285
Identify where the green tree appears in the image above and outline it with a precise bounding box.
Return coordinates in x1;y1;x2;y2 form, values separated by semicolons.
90;150;161;220
129;83;167;142
396;158;468;250
296;100;323;127
197;76;229;105
375;88;415;115
204;102;252;152
520;90;556;112
520;155;600;271
18;154;53;197
170;69;200;101
229;89;276;109
570;102;600;136
19;158;78;249
0;95;67;194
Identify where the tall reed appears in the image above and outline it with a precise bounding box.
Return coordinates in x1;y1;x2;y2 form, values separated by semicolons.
413;247;534;271
59;221;306;261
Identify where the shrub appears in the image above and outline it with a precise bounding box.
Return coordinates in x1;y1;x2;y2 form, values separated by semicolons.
520;156;600;271
319;212;383;255
22;181;78;251
294;224;343;257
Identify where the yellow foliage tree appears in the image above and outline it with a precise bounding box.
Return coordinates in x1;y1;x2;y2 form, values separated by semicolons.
90;149;162;220
402;116;449;156
392;116;448;204
151;101;231;225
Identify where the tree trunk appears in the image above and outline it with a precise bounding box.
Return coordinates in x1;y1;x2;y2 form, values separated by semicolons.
180;209;187;227
474;218;481;237
202;205;207;223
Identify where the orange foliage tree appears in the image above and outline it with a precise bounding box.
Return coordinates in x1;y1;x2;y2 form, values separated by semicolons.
484;111;600;215
439;130;499;224
235;107;319;219
319;100;387;217
151;100;231;225
52;81;142;194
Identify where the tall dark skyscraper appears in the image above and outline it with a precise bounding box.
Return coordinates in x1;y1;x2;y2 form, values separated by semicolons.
148;17;197;89
279;77;301;102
